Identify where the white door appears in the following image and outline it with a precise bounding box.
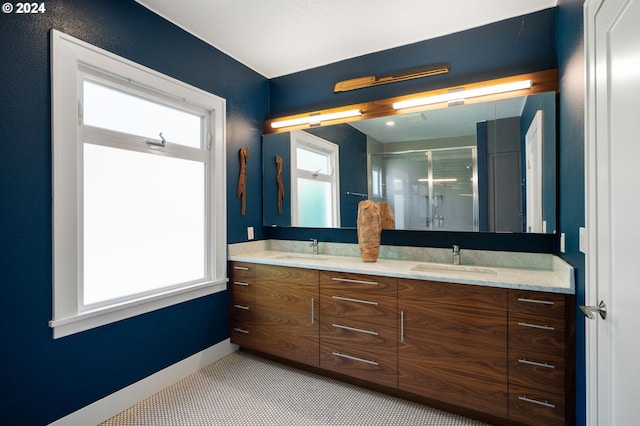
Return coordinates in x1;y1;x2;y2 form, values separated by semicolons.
584;0;640;424
525;110;543;233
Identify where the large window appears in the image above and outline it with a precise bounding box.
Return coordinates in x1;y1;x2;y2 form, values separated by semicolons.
290;131;340;227
50;30;227;338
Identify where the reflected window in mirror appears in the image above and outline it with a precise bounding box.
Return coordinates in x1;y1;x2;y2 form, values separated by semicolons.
290;130;340;227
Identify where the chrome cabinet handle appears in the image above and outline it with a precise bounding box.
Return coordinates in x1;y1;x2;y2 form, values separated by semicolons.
518;322;555;331
518;395;556;409
233;266;249;270
311;297;315;324
400;310;404;343
332;323;378;335
580;300;607;320
518;358;555;369
331;277;379;286
331;295;378;305
233;304;249;310
518;297;555;305
233;328;249;334
233;281;249;286
332;352;378;366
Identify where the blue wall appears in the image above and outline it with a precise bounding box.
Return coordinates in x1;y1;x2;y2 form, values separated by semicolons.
270;9;557;117
0;0;267;424
556;0;586;424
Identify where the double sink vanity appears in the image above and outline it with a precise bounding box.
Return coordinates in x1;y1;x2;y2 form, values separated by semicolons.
228;239;575;426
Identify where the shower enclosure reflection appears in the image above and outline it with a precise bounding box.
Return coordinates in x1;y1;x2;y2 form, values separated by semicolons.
369;147;478;231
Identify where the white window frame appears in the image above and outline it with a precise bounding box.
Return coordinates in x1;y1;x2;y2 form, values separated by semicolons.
290;130;340;227
50;30;227;339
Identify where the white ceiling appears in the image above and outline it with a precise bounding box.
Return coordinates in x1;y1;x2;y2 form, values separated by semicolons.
135;0;557;78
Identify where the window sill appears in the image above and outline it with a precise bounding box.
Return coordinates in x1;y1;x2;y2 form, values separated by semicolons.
49;279;227;339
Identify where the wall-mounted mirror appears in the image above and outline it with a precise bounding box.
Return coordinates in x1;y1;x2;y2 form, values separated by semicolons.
263;91;556;234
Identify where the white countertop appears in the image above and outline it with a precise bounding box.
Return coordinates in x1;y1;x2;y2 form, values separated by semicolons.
228;242;575;294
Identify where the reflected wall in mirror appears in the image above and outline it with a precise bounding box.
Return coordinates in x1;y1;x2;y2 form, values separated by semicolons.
263;92;556;233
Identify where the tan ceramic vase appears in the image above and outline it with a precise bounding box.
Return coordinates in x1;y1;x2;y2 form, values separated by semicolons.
379;201;396;230
357;200;383;262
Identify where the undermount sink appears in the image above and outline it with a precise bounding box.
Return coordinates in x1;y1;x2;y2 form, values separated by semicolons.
275;254;329;261
410;262;497;276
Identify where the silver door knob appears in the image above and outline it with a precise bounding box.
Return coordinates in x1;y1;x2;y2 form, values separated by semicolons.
580;300;607;320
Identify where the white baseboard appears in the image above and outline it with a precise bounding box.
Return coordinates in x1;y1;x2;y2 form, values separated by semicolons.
49;339;238;426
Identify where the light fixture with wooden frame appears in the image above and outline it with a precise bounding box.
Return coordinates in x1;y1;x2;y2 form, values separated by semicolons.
264;69;557;134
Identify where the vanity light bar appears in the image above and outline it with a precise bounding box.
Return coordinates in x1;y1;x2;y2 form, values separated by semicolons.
392;79;533;110
270;109;362;129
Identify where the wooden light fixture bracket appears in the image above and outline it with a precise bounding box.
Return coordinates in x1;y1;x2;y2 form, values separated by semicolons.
333;65;450;93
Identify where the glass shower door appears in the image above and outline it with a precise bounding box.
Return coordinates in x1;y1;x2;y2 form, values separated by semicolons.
429;148;477;231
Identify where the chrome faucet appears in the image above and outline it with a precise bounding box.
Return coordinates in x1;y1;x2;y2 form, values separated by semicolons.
310;238;319;255
452;244;460;265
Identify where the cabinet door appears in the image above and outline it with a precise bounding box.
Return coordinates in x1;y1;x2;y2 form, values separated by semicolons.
398;279;508;417
252;265;320;367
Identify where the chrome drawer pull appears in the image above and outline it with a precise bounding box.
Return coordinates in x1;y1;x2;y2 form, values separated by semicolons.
518;395;556;409
332;296;378;305
400;311;405;343
233;304;249;310
518;322;556;331
233;328;249;334
234;281;249;286
233;266;249;271
332;352;379;366
518;297;555;305
518;359;556;369
332;323;379;335
311;298;315;325
331;277;379;286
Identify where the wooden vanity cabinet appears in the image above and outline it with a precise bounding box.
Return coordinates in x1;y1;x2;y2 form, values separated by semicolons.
319;271;398;387
229;262;319;367
507;289;574;426
398;279;509;417
229;262;257;349
230;261;575;425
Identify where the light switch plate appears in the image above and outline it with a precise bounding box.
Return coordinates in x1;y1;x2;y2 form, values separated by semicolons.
247;226;254;240
560;233;566;253
579;227;587;253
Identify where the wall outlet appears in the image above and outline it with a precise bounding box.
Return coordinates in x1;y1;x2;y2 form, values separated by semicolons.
560;232;566;253
579;227;587;254
247;226;254;240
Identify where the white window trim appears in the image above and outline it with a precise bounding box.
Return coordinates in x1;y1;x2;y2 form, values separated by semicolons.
50;29;227;338
290;130;340;227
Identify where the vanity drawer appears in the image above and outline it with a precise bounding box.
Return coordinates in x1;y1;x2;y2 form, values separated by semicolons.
320;316;397;355
320;292;396;327
256;264;318;285
320;271;397;297
509;314;565;356
509;384;565;426
398;278;507;311
509;350;566;393
230;262;256;280
320;341;398;388
509;289;565;320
